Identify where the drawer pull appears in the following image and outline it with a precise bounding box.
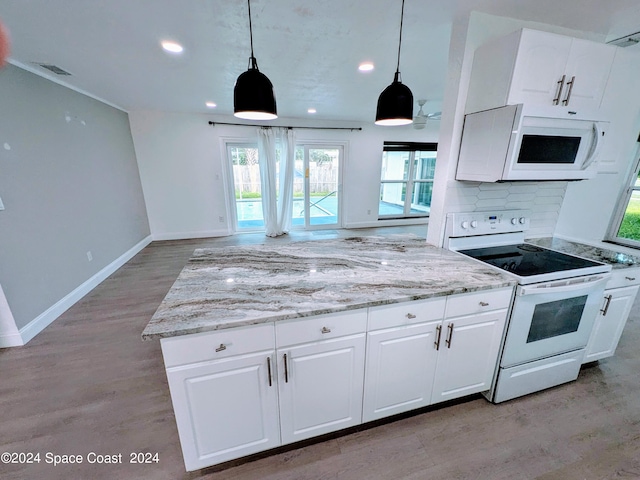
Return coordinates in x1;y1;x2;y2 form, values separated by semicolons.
625;277;636;281
479;301;489;307
215;343;227;353
601;294;613;316
434;325;442;350
267;357;273;387
321;326;331;334
283;353;289;383
445;323;454;348
406;313;416;319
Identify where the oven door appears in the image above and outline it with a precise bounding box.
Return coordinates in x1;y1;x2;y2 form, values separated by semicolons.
501;274;610;367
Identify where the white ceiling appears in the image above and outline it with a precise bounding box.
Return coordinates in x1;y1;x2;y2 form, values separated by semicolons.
1;0;640;122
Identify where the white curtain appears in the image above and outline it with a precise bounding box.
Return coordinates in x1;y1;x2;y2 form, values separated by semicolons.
257;127;296;237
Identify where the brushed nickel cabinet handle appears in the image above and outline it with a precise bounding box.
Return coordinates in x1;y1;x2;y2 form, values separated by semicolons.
406;313;416;319
434;325;442;350
479;301;489;307
283;353;289;383
267;356;273;387
445;323;454;348
601;294;613;316
625;277;636;281
553;74;566;105
562;76;575;106
321;326;331;334
215;343;227;353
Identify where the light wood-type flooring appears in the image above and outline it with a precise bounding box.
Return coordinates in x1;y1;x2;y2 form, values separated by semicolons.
2;225;640;480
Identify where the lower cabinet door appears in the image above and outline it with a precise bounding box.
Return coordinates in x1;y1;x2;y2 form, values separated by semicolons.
362;322;440;422
584;285;639;363
431;309;507;404
166;350;280;471
278;334;366;445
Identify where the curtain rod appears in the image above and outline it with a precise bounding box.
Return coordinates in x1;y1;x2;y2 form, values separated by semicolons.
207;121;362;131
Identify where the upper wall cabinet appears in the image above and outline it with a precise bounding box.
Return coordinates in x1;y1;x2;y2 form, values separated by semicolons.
465;29;616;114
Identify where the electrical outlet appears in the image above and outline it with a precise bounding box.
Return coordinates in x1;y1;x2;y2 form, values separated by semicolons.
86;251;93;262
218;216;224;223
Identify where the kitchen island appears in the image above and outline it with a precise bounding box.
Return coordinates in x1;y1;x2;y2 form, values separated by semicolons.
143;235;517;471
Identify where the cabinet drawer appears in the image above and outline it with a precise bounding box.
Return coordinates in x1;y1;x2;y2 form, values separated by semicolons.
276;310;367;347
445;287;513;318
368;297;446;331
606;268;640;289
161;324;275;368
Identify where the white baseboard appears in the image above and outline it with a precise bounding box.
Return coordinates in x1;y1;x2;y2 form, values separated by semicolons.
152;229;231;241
0;283;23;347
17;235;153;346
344;219;429;229
0;332;23;348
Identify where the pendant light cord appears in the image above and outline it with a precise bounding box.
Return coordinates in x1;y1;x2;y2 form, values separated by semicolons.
395;0;405;80
247;0;258;69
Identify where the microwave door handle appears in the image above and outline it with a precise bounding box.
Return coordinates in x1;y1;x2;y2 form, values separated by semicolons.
581;122;604;171
519;274;610;296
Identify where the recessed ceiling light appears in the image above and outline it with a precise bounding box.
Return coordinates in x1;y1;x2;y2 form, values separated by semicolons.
161;41;183;53
307;108;317;114
358;62;374;72
206;102;217;108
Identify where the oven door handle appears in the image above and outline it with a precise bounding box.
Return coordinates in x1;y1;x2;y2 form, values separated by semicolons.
518;274;610;296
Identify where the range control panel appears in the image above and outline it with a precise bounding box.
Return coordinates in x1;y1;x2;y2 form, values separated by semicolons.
447;210;531;238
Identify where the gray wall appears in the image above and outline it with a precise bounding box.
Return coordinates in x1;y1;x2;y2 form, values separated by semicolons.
0;65;150;330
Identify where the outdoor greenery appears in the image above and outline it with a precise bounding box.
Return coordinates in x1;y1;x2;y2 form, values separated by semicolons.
618;193;640;240
235;192;334;199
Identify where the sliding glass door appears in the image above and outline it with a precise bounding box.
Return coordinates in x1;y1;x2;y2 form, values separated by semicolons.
227;143;342;231
227;143;264;230
293;146;342;229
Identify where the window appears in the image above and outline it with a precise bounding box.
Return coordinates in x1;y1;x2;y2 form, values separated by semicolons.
607;149;640;247
379;142;437;219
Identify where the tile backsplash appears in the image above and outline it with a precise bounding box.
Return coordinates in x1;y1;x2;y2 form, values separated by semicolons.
445;180;567;237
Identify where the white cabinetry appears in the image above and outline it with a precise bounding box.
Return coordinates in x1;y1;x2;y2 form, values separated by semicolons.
276;310;366;444
431;289;511;404
465;28;615;114
161;324;279;471
160;287;514;471
584;269;640;363
363;298;446;422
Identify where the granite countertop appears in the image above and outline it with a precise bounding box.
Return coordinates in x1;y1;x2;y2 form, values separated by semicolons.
142;235;516;340
526;237;640;269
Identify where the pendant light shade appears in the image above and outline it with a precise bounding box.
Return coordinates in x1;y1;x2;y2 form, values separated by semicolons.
375;0;413;126
234;57;277;120
234;0;277;120
375;72;413;126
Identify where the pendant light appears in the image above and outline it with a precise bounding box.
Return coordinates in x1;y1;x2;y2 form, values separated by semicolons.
375;0;413;126
234;0;277;120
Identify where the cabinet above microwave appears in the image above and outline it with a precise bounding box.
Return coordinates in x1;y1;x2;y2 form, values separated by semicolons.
465;28;616;114
455;104;608;182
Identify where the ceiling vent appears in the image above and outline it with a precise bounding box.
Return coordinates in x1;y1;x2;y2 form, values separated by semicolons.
33;63;73;75
607;31;640;47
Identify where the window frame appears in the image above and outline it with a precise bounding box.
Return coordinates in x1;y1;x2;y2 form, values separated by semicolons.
378;142;437;220
605;145;640;248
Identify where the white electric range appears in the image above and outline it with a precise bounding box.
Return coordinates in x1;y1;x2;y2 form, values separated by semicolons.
444;210;611;403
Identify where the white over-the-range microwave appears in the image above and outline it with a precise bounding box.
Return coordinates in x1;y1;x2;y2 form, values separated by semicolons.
455;104;609;182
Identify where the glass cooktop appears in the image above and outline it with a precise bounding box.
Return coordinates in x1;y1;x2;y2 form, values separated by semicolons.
458;243;604;277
